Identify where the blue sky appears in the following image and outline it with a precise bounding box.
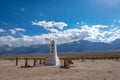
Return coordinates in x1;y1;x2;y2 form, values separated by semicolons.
0;0;120;46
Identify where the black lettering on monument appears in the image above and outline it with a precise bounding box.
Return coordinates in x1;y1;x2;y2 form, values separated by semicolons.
51;43;54;53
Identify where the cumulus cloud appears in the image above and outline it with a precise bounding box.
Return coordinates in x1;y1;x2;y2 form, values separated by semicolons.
14;28;25;32
0;24;120;47
104;28;120;42
32;20;68;33
80;25;108;41
9;29;16;34
0;29;5;32
9;28;25;34
0;35;17;46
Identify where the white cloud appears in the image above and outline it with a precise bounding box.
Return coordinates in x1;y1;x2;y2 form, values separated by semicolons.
9;29;16;34
14;28;25;32
0;35;17;46
0;24;120;47
105;29;120;42
32;20;68;33
80;25;108;41
9;28;25;34
0;29;5;32
76;22;80;25
47;28;59;33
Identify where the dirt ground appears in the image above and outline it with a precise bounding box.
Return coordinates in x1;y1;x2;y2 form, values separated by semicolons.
0;59;120;80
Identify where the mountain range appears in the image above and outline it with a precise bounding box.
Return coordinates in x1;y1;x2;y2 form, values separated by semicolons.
0;39;120;55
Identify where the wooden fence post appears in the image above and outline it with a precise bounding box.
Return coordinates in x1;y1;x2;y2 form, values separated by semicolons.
33;59;36;66
16;57;18;66
39;59;42;64
64;58;70;69
25;58;28;67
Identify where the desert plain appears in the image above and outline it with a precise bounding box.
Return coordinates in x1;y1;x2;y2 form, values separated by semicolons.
0;59;120;80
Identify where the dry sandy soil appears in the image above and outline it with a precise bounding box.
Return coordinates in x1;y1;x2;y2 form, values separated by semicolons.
0;59;120;80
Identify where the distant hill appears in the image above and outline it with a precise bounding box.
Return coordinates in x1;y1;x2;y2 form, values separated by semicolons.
58;39;120;53
0;39;120;55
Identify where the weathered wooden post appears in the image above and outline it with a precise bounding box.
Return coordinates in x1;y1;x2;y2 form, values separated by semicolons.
66;58;70;69
16;57;18;66
64;59;66;68
33;59;36;66
25;58;28;67
68;58;73;64
39;59;42;64
64;59;67;68
67;58;70;64
64;59;70;68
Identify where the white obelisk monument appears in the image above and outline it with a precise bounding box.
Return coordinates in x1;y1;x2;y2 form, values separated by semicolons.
45;40;60;66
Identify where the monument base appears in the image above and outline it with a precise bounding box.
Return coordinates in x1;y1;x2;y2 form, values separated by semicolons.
45;54;60;66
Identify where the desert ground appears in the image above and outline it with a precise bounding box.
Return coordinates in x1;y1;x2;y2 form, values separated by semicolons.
0;59;120;80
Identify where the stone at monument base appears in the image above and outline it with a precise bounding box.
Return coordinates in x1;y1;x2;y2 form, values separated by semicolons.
45;55;60;66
